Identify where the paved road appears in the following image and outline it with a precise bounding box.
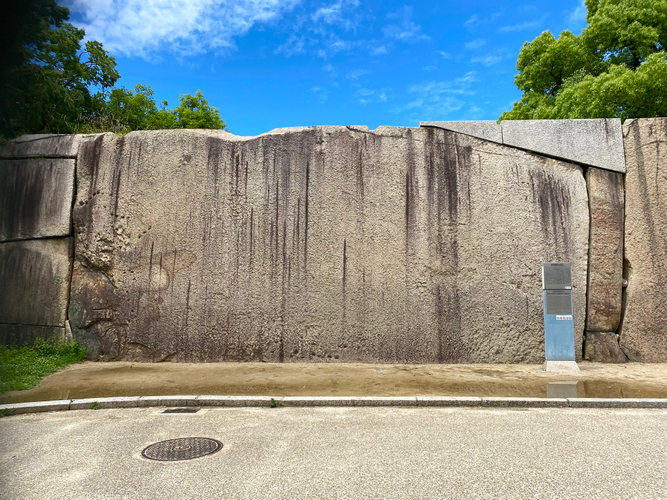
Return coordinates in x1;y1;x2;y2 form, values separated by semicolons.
1;407;666;499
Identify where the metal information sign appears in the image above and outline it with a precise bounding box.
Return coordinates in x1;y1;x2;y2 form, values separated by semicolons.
542;263;576;364
542;262;572;290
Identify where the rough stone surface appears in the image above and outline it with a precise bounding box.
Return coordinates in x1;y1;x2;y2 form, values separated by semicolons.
0;238;73;327
0;324;65;347
0;134;80;158
420;121;502;143
584;331;628;363
138;395;198;407
620;118;667;362
70;128;589;363
482;397;567;407
0;159;75;241
0;400;70;415
501;119;626;173
416;396;482;407
585;167;624;332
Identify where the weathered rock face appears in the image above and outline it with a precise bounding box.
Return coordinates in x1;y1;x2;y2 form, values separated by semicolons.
620;118;667;362
0;238;73;326
0;159;75;241
584;331;628;363
585;168;624;332
70;127;589;363
0;134;80;159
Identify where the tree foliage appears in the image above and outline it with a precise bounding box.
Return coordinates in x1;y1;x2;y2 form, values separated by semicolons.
501;0;667;121
1;0;226;138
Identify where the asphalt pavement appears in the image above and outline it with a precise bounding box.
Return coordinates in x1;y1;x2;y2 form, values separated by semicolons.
1;406;666;499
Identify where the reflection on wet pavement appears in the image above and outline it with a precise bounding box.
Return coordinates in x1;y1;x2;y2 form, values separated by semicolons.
547;382;578;398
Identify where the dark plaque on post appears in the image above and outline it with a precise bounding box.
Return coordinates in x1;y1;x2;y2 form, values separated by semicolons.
542;262;572;290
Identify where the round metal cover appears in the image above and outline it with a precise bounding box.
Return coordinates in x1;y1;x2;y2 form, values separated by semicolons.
141;437;223;461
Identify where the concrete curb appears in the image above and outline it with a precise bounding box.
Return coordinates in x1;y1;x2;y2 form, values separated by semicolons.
1;396;666;415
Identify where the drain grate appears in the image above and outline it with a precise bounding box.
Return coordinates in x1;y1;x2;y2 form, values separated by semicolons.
162;408;201;414
141;437;223;461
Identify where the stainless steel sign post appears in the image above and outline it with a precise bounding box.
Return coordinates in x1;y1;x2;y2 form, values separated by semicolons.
542;263;580;372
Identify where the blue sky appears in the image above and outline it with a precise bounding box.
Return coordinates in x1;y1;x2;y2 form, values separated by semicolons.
63;0;588;136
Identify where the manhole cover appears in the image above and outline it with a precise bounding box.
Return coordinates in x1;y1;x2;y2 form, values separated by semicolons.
141;437;223;461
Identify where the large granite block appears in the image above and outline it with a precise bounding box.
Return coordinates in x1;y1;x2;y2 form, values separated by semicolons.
585;168;624;332
70;128;588;363
420;121;502;143
619;118;667;362
501;119;625;173
0;159;75;241
0;324;65;346
0;238;73;326
0;134;80;158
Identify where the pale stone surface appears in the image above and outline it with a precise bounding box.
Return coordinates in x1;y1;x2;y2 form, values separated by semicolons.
416;396;482;407
543;361;580;373
585;167;624;332
0;159;75;241
482;397;567;407
0;134;80;158
69;397;139;410
501;119;626;173
620;118;667;362
281;396;417;406
584;332;628;363
0;400;70;415
70;128;589;363
138;395;198;407
568;398;667;408
0;324;65;347
420;121;502;143
196;396;279;407
0;238;73;327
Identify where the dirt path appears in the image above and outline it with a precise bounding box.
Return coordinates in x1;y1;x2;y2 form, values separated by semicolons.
2;361;667;403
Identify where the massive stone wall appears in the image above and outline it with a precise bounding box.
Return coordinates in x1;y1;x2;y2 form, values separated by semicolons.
68;127;588;363
0;136;78;346
620;118;667;362
1;119;665;363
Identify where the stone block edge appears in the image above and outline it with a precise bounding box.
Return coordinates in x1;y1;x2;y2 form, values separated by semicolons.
2;396;667;414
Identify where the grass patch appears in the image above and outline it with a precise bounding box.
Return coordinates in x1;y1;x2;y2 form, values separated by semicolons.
0;339;87;394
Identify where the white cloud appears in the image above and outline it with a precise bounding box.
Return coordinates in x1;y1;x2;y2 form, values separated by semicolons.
274;35;306;56
371;45;389;55
356;87;389;105
464;39;487;49
423;65;437;71
312;0;360;29
347;69;369;80
394;72;478;118
499;14;549;32
464;10;504;31
382;6;429;42
65;0;302;59
518;5;537;13
322;63;337;77
471;53;503;66
310;86;329;103
434;50;451;59
569;0;587;22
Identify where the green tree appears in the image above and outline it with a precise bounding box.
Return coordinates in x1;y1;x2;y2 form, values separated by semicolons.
1;2;227;138
173;90;227;130
107;84;177;131
501;0;667;121
0;1;120;137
